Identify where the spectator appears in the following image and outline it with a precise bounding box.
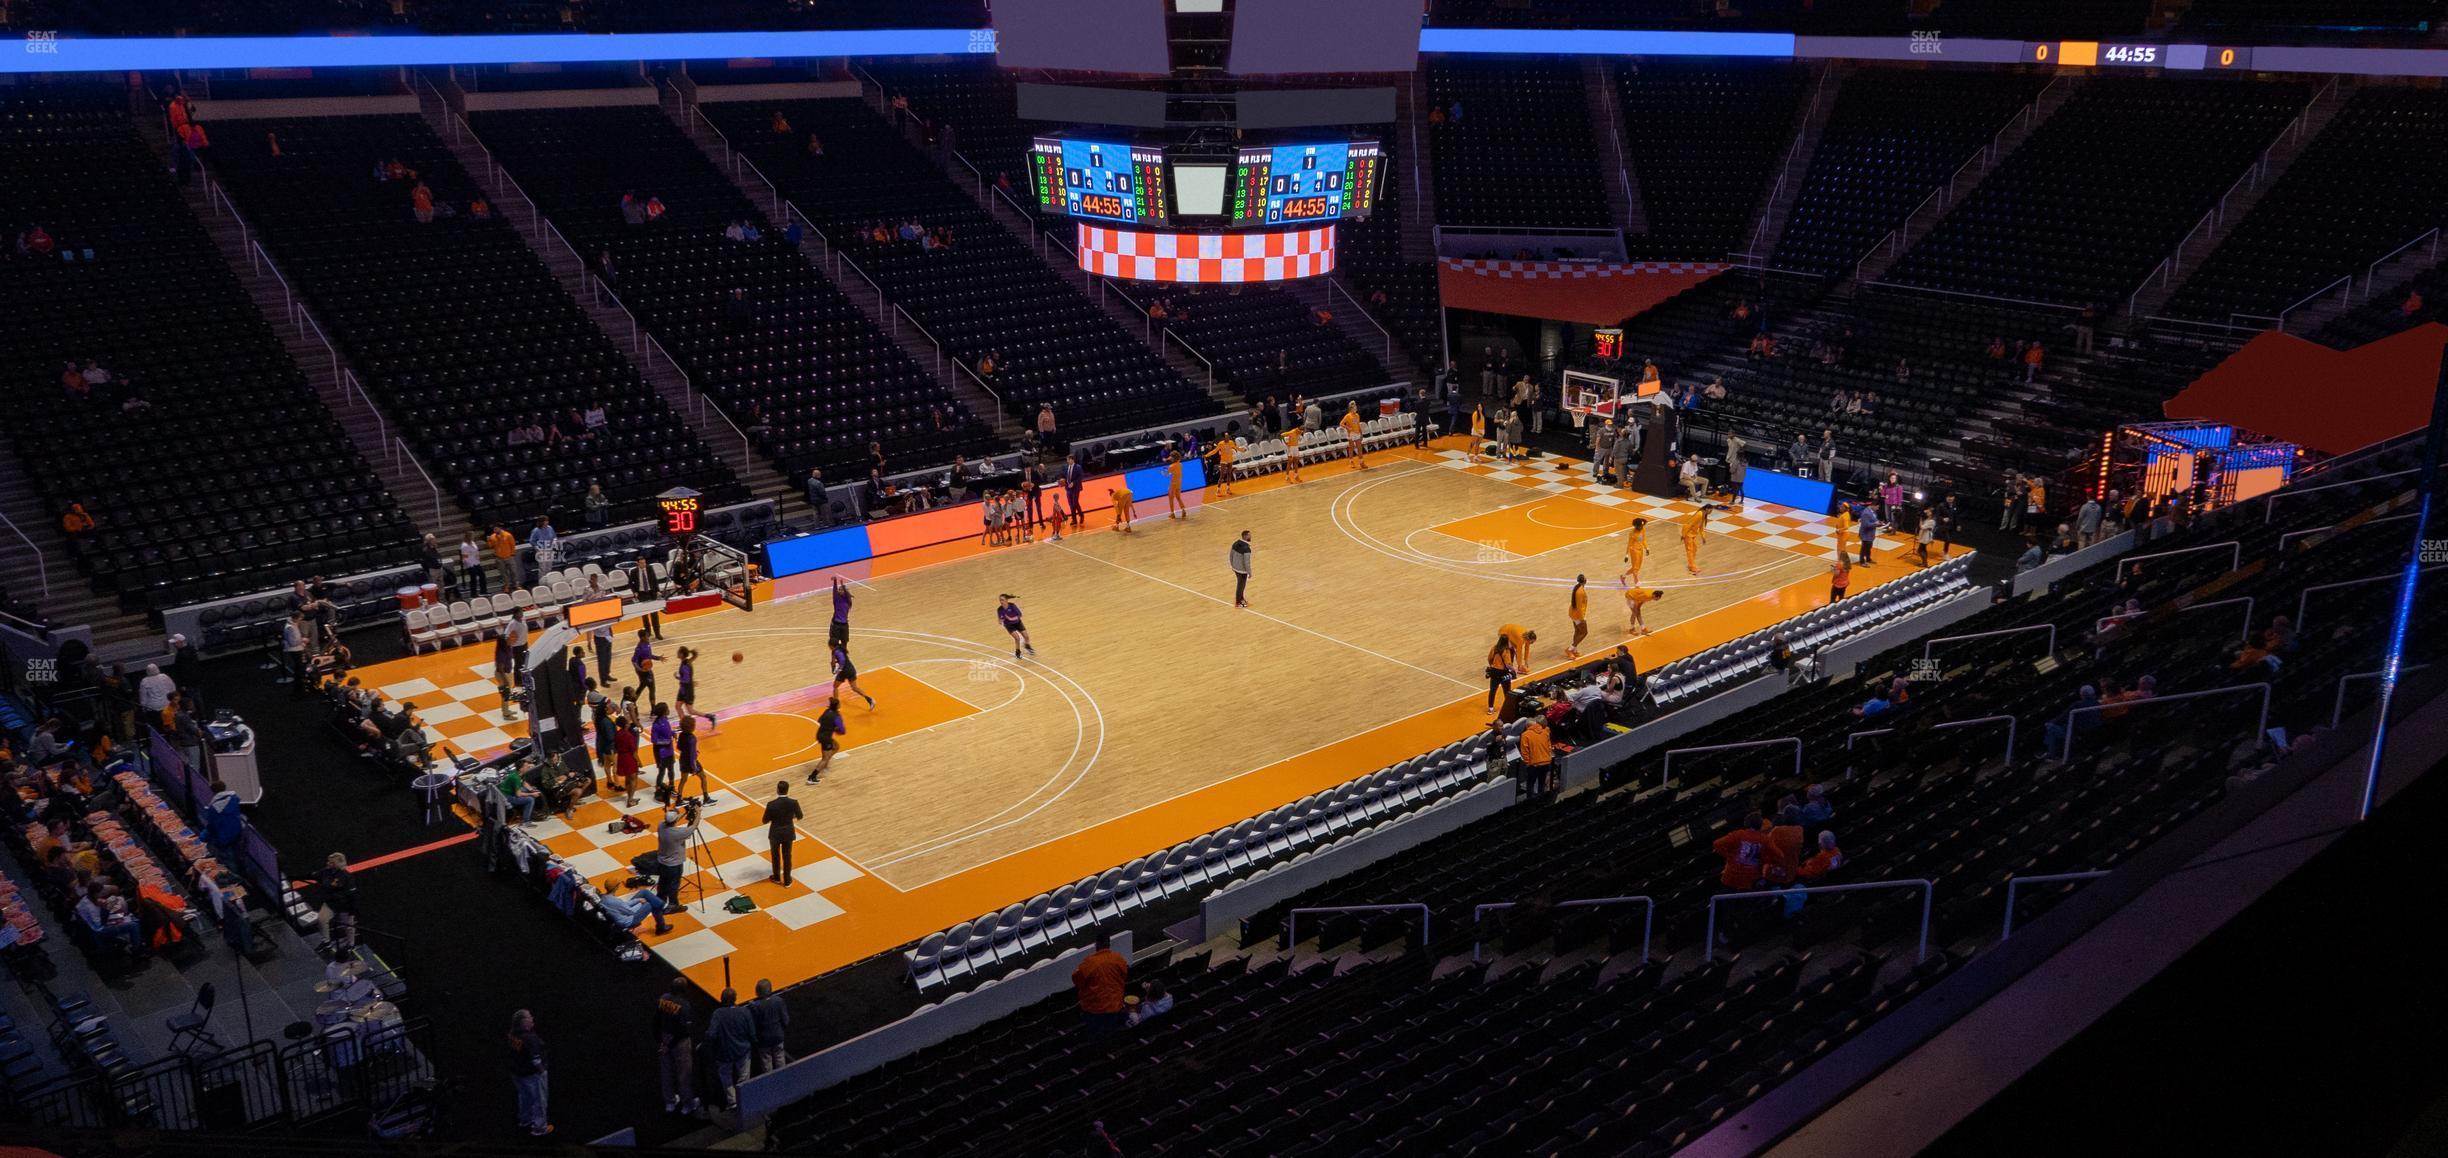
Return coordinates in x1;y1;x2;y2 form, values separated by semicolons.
2402;289;2424;318
2022;340;2044;382
770;110;792;134
1711;814;1771;890
584;483;610;529
749;978;789;1075
60;501;95;535
807;133;825;156
507;1010;551;1137
2077;496;2104;546
76;882;144;953
1799;783;1835;834
410;180;434;224
2263;615;2297;656
1517;710;1556;797
136;663;176;721
458;533;487;597
1072;932;1129;1037
1763;806;1805;885
2044;685;2103;757
1036;403;1056;441
1128;978;1173;1027
655;979;698;1115
706;988;755;1108
486;524;517;591
1851;683;1895;719
596;885;670;931
1797;830;1844;880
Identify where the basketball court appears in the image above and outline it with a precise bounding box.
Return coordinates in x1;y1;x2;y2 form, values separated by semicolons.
346;437;1930;992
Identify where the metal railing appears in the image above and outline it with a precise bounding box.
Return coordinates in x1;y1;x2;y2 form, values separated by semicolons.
590;273;644;354
2251;274;2352;333
2056;683;2271;760
739;153;786;220
2364;227;2439;300
2264;467;2418;522
1921;623;2056;663
1708;879;1934;963
2115;539;2239;581
2297;565;2446;632
2182;595;2256;643
1285;903;1430;950
1166;329;1218;393
0;511;46;597
341;368;387;452
1744;62;1833;258
1330;278;1397;365
1851;77;2057;285
2275;511;2418;553
895;304;945;377
2000;870;2109;940
392;437;444;528
2333;664;2435;728
250;239;293;320
296;306;339;380
1863;278;2083;315
1471;895;1653;964
1661;736;1802;787
1846;714;2018;762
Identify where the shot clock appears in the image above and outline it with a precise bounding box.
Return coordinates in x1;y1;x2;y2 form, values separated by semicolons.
657;487;702;538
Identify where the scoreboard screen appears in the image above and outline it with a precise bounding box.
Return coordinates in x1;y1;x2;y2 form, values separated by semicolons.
1232;142;1362;226
1029;137;1169;225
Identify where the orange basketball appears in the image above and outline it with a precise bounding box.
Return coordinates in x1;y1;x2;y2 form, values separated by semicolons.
731;651;745;664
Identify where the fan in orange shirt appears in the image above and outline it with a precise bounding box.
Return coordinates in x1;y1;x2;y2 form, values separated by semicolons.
1340;403;1369;471
1565;575;1590;658
1282;424;1305;482
1621;518;1649;586
1680;506;1709;576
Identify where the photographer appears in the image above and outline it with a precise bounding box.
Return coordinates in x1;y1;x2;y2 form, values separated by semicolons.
652;804;698;918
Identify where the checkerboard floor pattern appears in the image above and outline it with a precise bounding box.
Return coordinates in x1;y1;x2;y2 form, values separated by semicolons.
376;659;524;761
1428;449;1852;557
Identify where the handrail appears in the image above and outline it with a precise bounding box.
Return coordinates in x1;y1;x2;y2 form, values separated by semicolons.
991;183;1038;232
1330;279;1397;365
537;213;585;277
2000;870;2109;940
1852;78;2053;284
1471;896;1652;964
392;437;444;528
0;511;47;598
1708;879;1933;963
2055;683;2270;760
1164;329;1218;393
1846;714;2017;762
450;112;497;185
1862;278;2081;315
951;356;1006;429
2114;539;2239;580
591;273;644;354
251;239;294;323
2181;595;2256;643
1920;623;2055;663
1103;277;1154;342
2264;467;2418;522
950;147;985;197
644;330;752;470
2333;664;2435;728
294;304;340;381
2297;565;2446;632
2364;227;2440;300
738;153;785;219
2276;511;2419;553
894;304;945;377
1744;62;1830;257
1285;904;1429;950
342;368;387;456
1660;736;1801;787
2273;274;2353;332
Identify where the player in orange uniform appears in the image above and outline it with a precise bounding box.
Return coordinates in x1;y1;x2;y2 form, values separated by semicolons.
1498;622;1536;672
1566;575;1590;658
1111;484;1135;533
1211;437;1238;496
1163;451;1187;520
1282;424;1304;482
1681;506;1709;576
1624;585;1664;635
1340;402;1369;471
1621;518;1650;587
1467;407;1487;463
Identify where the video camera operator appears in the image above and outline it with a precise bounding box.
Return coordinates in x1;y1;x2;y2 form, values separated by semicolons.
650;802;699;928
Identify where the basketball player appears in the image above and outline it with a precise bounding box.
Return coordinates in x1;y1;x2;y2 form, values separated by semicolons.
806;697;844;784
1566;575;1589;659
1621;518;1649;587
1282;423;1304;482
1467;406;1487;464
673;647;718;734
1111;484;1135;533
1340;402;1369;471
1498;622;1536;673
1624;585;1664;635
829;576;854;650
1164;451;1187;520
996;594;1034;659
1681;506;1709;576
1485;631;1515;714
1211;436;1237;497
830;640;876;710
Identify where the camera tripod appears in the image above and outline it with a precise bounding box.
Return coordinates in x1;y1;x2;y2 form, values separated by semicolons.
673;804;727;912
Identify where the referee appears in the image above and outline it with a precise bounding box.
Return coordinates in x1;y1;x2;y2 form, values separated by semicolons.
1229;531;1253;608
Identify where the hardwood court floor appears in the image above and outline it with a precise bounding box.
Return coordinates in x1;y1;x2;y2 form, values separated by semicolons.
347;440;1931;990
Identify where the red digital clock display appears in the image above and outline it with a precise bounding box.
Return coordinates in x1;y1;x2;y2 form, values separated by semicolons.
1076;194;1129;220
1278;196;1335;221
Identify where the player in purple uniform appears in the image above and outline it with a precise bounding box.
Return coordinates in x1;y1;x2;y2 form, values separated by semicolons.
829;576;854;649
996;594;1035;660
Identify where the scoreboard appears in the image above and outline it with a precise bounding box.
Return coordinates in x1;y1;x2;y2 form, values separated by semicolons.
1231;141;1381;226
1030;138;1170;226
1032;135;1380;228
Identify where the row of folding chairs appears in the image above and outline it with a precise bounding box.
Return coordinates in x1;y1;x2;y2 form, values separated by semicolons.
401;563;657;652
905;724;1516;991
